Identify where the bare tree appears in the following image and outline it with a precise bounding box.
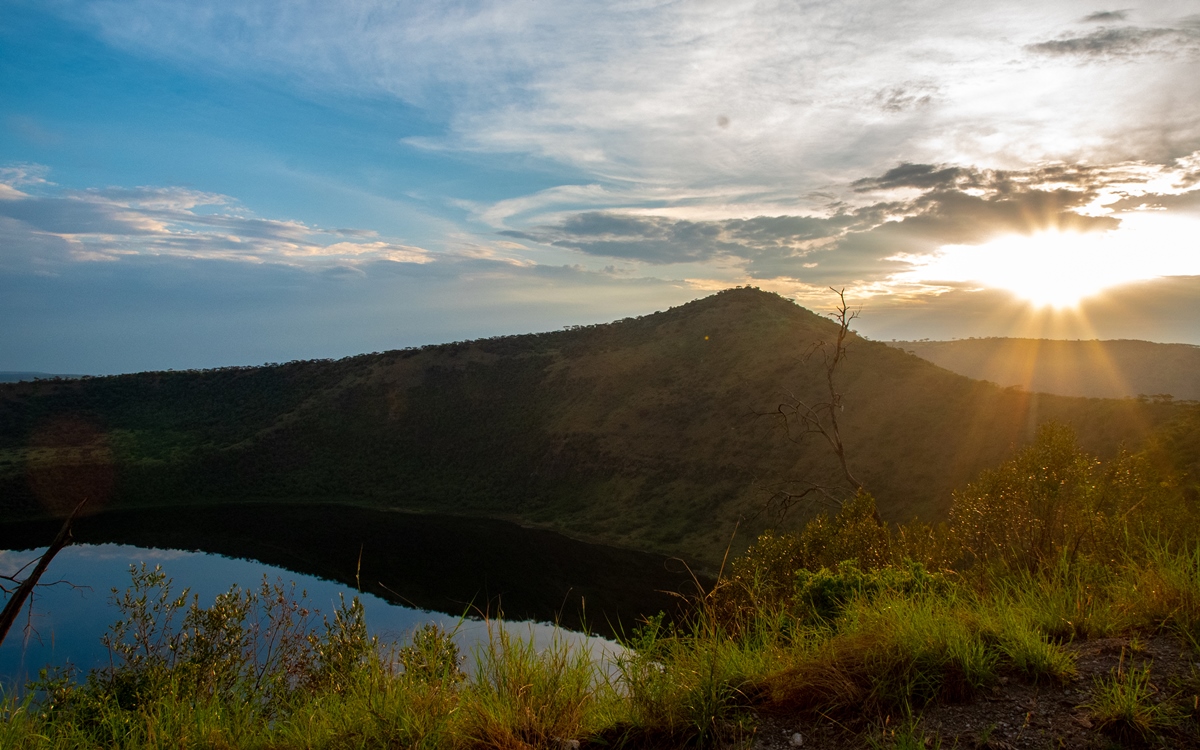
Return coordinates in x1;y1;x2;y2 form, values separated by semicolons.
0;498;88;650
762;288;867;517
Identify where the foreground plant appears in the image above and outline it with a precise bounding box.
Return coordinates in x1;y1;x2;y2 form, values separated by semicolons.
464;624;607;749
1086;662;1180;742
6;420;1200;748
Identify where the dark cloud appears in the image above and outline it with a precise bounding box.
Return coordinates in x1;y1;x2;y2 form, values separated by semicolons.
751;189;1116;283
507;212;747;264
851;163;982;192
1026;25;1199;59
872;82;940;113
510;161;1153;283
510;211;859;266
906;189;1116;238
1082;11;1129;23
559;212;680;239
724;214;861;244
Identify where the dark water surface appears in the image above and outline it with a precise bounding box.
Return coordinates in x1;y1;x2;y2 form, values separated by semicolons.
0;503;702;688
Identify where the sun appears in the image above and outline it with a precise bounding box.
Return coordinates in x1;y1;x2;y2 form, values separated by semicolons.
899;228;1167;309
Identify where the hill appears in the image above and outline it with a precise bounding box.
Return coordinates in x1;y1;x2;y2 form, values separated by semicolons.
889;338;1200;401
0;372;84;383
0;289;1186;565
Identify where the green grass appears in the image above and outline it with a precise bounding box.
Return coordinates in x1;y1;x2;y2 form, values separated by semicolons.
463;623;610;749
1086;662;1181;742
4;542;1199;749
6;424;1200;747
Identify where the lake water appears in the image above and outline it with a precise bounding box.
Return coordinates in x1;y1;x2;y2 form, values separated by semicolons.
0;504;702;690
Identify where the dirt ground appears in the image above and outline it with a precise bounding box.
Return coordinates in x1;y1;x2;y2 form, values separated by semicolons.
744;635;1200;749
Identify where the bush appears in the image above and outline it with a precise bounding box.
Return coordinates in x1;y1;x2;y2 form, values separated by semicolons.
26;563;375;741
793;559;951;624
950;423;1100;573
399;623;466;685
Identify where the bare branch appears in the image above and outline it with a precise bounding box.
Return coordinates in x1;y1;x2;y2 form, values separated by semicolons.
0;498;89;650
760;288;869;519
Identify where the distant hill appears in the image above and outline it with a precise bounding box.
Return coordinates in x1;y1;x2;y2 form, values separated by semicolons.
0;372;84;383
0;289;1186;566
888;339;1200;401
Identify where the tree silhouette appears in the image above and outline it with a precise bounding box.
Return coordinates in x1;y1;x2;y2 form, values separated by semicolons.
764;288;867;517
0;498;88;650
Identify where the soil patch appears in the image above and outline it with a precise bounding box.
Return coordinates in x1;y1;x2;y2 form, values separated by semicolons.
746;635;1200;749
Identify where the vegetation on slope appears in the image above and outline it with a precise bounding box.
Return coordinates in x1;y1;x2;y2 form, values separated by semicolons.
5;425;1200;748
891;337;1200;401
0;288;1189;564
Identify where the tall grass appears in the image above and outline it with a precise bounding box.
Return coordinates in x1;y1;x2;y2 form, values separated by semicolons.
464;623;609;749
5;424;1200;747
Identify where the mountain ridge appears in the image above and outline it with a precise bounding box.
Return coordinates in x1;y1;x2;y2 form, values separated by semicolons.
0;288;1185;565
889;337;1200;401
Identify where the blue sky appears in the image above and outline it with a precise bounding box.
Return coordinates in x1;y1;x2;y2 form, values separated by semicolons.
3;0;1200;373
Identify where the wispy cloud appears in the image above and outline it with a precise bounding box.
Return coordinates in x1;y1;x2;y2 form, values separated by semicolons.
50;0;1200;201
1026;23;1200;59
0;170;436;270
9;1;1200;365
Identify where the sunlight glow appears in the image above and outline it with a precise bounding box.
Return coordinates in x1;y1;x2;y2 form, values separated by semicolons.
894;214;1200;309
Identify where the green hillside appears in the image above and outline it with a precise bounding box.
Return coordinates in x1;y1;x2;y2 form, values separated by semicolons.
890;337;1200;401
0;288;1185;565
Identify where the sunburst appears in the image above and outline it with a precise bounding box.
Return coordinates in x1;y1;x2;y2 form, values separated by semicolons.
895;216;1198;309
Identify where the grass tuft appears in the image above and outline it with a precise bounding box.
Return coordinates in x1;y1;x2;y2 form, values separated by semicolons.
463;623;605;749
1086;662;1180;742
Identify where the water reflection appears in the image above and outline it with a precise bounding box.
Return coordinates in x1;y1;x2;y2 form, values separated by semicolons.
1;504;704;688
0;544;622;690
0;504;701;634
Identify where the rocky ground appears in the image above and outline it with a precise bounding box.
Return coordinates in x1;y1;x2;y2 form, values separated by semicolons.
746;635;1200;749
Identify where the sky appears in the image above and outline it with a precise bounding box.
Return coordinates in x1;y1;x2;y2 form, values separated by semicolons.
2;0;1199;374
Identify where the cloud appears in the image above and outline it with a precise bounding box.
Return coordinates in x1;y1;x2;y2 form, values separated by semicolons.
0;163;53;188
506;211;856;267
851;163;983;192
9;150;1196;315
1026;24;1200;59
505;153;1200;289
47;0;1200;199
1082;11;1130;23
0;169;436;270
871;81;941;113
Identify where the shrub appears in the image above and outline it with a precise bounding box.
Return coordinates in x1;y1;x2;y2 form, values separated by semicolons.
794;492;894;571
792;559;951;624
399;623;466;685
950;423;1101;573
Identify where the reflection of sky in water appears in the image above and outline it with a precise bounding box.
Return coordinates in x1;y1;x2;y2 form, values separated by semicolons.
1;544;621;691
